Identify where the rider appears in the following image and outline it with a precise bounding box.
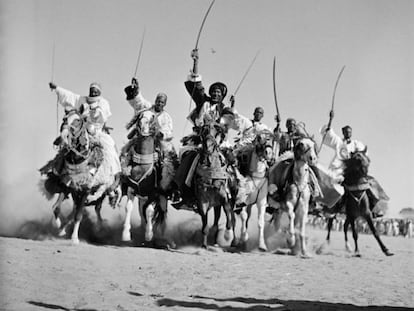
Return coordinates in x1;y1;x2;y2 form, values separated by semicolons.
251;106;271;134
273;116;308;157
122;78;178;197
320;111;388;217
48;82;121;201
172;48;230;209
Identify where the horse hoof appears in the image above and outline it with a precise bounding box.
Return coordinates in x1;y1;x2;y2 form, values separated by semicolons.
241;232;249;243
71;238;80;245
54;218;62;229
58;228;67;237
258;242;268;252
301;252;313;259
224;229;234;242
353;253;361;258
384;250;394;256
145;232;153;242
287;236;296;248
122;231;131;242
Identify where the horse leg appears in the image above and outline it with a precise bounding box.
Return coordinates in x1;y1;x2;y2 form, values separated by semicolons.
211;205;221;246
143;199;155;242
286;200;296;248
121;189;135;242
257;182;269;252
349;218;360;257
326;216;334;243
240;205;249;243
222;202;234;244
365;214;394;256
298;200;311;258
71;193;87;245
199;203;209;248
52;192;66;229
344;218;352;252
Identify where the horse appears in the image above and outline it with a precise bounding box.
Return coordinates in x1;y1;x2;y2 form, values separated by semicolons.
40;112;119;244
120;109;169;246
190;122;234;248
326;149;393;256
268;137;318;257
231;131;274;251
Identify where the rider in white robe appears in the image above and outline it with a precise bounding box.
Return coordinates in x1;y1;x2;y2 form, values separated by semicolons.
320;124;366;182
50;82;121;183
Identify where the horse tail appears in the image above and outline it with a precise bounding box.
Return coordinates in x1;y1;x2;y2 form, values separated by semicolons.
37;177;57;201
153;199;167;226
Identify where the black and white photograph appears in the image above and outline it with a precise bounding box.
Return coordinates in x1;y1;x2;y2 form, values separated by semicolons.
0;0;413;310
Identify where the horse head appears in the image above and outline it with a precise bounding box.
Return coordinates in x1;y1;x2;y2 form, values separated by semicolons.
293;137;317;166
65;112;91;163
135;109;155;137
254;129;274;164
344;147;370;181
200;122;225;155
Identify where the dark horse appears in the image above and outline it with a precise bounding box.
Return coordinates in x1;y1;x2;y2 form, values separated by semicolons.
191;122;234;248
326;149;393;257
120;109;169;245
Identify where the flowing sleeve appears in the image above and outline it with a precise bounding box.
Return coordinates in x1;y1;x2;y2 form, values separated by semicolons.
98;98;112;123
128;92;152;115
320;125;342;150
158;112;173;140
54;86;82;111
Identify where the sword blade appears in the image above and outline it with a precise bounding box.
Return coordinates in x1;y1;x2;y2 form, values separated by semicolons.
134;27;146;77
195;0;216;49
233;49;261;96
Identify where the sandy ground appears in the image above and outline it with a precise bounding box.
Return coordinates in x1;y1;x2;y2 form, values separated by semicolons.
0;207;413;311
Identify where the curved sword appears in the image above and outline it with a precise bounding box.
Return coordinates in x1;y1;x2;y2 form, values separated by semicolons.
233;50;261;96
133;27;146;78
318;65;346;154
195;0;216;49
273;56;280;118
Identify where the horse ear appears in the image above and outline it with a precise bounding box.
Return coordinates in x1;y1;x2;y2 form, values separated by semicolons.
363;145;368;154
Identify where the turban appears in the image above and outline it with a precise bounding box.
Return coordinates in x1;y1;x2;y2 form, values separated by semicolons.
286;118;296;126
156;92;168;102
254;107;264;114
89;82;102;97
209;82;227;98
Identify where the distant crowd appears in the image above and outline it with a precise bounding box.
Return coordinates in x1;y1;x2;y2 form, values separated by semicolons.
308;215;413;238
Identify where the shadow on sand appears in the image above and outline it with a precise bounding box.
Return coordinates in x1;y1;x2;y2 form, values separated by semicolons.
156;295;412;311
27;300;98;311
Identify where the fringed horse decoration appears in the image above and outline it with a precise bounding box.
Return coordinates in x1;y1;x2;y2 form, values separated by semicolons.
194;122;234;248
39;112;117;244
330;149;393;256
120;109;169;245
268;137;319;257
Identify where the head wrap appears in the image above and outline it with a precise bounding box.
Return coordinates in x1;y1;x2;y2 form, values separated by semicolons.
286;118;296;126
156;92;168;102
342;125;352;131
254;107;264;114
89;82;102;97
209;82;227;98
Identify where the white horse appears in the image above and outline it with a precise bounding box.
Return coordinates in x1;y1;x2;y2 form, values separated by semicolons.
268;137;318;257
232;132;274;251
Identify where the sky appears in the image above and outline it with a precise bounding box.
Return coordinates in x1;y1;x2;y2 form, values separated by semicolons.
0;0;412;228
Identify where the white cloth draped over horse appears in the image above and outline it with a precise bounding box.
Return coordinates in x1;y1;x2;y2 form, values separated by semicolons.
53;86;121;184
